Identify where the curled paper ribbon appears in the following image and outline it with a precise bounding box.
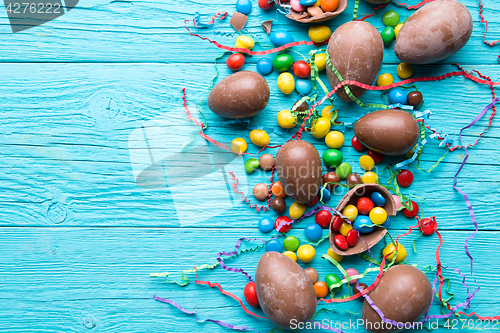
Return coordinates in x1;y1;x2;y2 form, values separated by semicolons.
216;237;267;282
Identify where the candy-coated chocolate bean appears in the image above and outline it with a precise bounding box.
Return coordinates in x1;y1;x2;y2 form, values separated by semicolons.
394;23;404;36
289;201;306;220
339;221;353;236
306;195;319;206
266;239;283;252
323;149;343;167
326;247;343;262
397;169;414;187
381;26;395;45
357;197;374;215
292;60;311;78
382;216;391;228
312;117;331;138
295;78;312;95
258;0;275;10
290;0;306;11
308;25;331;43
277;109;297;128
321;188;331;202
273;54;294;72
397;62;413;79
300;0;318;5
367;149;384;163
334;234;349;251
253;183;269;201
271;197;286;213
321;0;339;12
297;244;315;262
270;30;294;47
305;222;323;241
284;235;300;251
362;171;378;184
250;129;270;147
346;173;363;187
315;209;332;228
393;194;403;210
314;281;329;298
321;105;334;119
346;229;359;247
283;250;297;262
323;171;340;191
227;53;245;71
259;154;275;171
305;267;319;284
353;215;374;233
359;155;375;171
293;100;309;112
325;131;344;149
369;207;387;225
388;88;408;104
275;216;292;232
419;216;437;235
245;158;260;174
236;0;252;14
344;268;359;284
277;72;295;95
342;204;358;222
331;215;342;231
336;162;352;179
235;35;255;50
351;136;367;151
382;243;407;263
258;217;274;233
244;282;260;307
382;10;400;27
271;181;287;198
325;273;342;292
353;282;368;294
257;57;273;75
370;192;386;207
407;91;423;106
315;53;327;71
376;73;394;86
307;5;324;17
231;137;248;153
403;200;419;218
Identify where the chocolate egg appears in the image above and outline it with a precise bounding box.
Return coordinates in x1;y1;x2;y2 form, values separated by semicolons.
395;0;472;64
354;109;419;156
255;252;317;329
275;140;322;203
208;71;270;118
362;265;433;333
326;21;384;102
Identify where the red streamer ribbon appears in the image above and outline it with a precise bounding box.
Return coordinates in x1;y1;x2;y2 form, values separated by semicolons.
393;0;435;9
478;0;500;47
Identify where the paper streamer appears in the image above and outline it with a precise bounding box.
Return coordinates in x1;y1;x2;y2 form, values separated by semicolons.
356;3;389;21
216;237;267;282
393;0;435;9
478;0;500;46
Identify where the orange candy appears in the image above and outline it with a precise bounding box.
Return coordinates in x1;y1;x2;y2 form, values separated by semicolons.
321;0;339;12
271;181;287;198
314;281;329;298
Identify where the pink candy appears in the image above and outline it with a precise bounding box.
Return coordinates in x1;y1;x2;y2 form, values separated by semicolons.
344;268;360;285
393;194;403;210
290;0;306;11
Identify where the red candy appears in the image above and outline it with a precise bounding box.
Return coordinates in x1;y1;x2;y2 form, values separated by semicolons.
226;53;245;71
367;150;384;163
292;60;311;79
315;209;333;228
419;216;437;235
258;0;275;10
244;282;260;307
306;195;319;206
402;200;419;218
397;170;414;188
331;215;343;231
275;216;292;232
351;136;367;151
346;229;359;246
356;197;374;215
334;234;349;250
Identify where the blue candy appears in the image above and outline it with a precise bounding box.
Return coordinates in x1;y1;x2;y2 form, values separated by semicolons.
300;0;317;5
236;0;252;15
256;57;273;75
370;191;386;207
266;239;283;252
258;217;274;233
305;223;323;241
382;216;391;229
353;215;375;234
295;78;312;95
388;88;408;105
321;188;331;202
270;30;294;47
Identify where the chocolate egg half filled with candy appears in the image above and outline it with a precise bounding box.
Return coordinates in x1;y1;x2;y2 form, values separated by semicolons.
326;21;384;102
275;140;322;203
255;252;317;329
362;265;433;333
208;71;270;119
354;109;419;156
395;0;472;64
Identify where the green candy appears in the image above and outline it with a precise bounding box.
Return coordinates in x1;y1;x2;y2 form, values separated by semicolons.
336;162;352;179
244;158;260;174
382;10;400;27
273;54;294;72
325;273;343;292
381;26;395;45
284;236;300;252
323;149;343;168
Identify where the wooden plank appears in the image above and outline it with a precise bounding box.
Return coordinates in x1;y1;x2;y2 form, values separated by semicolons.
0;0;498;64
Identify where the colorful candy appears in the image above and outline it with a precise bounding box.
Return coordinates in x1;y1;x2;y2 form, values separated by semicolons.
321;105;334;119
353;215;374;233
325;131;344;149
273;54;294;72
289;201;306;220
342;204;358;222
351;136;366;151
305;223;323;241
292;60;311;78
357;197;374;215
315;209;332;228
295;78;312;95
304;267;319;284
244;282;260;307
256;57;273;75
336;162;352;179
325;273;342;293
297;244;315;262
376;73;394;86
370;192;386;207
271;197;286;213
259;154;275;171
331;215;342;231
308;25;331;43
290;0;306;11
381;26;395;45
231;137;248;153
419;216;437;235
277;72;295;95
284;235;300;251
275;216;292;232
362;171;378;184
367;149;384;163
326;248;343;263
346;229;359;247
382;243;407;263
369;207;387;225
321;188;331;202
271;181;287;198
311;117;331;138
339;221;353;237
407;91;423;107
403;200;419;218
321;0;339;12
306;195;319;206
322;149;342;167
315;53;327;71
270;30;294;47
382;10;400;27
266;239;283;252
258;217;274;233
382;216;391;228
314;281;329;298
388;88;408;105
250;129;270;146
283;250;297;262
323;171;340;191
234;35;255;50
236;0;252;14
397;62;413;79
227;53;245;71
346;173;363;187
277;109;297;128
359;155;375;171
258;0;275;10
394;23;404;36
253;183;269;201
397;169;414;187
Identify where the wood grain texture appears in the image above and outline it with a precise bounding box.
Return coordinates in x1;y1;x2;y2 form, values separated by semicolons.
0;0;499;331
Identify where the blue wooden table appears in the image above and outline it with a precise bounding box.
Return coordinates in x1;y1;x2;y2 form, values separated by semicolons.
1;0;499;331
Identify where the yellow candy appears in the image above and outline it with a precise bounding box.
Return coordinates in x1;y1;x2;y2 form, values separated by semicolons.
234;36;254;50
362;171;378;184
376;73;394;86
397;62;413;79
394;23;404;37
339;222;353;237
325;131;344;149
311;117;331;138
308;25;331;44
289;202;306;220
297;244;316;263
231;137;248;153
326;247;343;262
315;53;327;71
321;105;334;119
359;155;375;171
283;250;298;262
315;0;321;5
249;129;270;147
383;243;407;263
369;207;387;225
342;204;358;222
277;72;295;95
277;109;297;128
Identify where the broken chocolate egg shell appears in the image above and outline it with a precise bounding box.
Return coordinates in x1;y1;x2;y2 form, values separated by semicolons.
329;184;396;256
255;251;317;329
280;0;347;23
